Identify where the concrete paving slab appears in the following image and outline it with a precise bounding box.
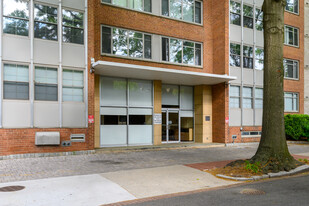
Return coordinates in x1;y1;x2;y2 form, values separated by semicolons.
101;165;239;199
295;152;309;157
0;174;136;206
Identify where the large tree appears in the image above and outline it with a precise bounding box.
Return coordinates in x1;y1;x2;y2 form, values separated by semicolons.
250;0;299;173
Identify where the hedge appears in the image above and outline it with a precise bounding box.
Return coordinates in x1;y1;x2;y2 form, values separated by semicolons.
285;114;309;141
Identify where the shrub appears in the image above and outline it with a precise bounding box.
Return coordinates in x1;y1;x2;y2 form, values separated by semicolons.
244;160;261;174
284;114;309;141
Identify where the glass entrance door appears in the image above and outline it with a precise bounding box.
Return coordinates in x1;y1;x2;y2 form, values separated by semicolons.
162;110;180;143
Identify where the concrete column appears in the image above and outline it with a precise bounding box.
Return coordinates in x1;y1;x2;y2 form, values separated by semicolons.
194;85;213;143
94;75;100;148
153;80;162;145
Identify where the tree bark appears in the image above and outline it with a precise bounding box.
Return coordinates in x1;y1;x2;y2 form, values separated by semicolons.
250;0;300;173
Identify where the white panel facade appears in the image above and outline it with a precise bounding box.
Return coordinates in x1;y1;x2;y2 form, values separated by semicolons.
34;102;60;128
34;40;59;65
230;68;241;84
255;109;263;126
243;28;254;45
256;70;264;86
243;69;254;85
152;35;161;62
62;0;85;10
229;109;241;126
36;0;59;5
128;125;152;145
62;103;86;128
2;36;30;62
62;44;85;68
256;31;264;47
243;109;254;126
230;25;241;43
152;0;161;15
3;101;31;128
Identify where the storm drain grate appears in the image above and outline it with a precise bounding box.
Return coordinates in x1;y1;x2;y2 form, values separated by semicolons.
0;186;25;192
240;188;265;195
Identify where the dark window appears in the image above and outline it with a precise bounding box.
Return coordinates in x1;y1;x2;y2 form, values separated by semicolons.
162;37;169;61
144;34;152;59
129;115;152;125
102;0;111;3
144;0;152;12
162;0;169;16
230;43;241;67
195;43;202;66
35;84;58;101
102;26;112;53
243;45;253;69
195;1;201;24
101;115;127;125
62;10;84;44
4;82;29;100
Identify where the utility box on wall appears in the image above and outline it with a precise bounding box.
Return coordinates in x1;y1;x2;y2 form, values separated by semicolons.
35;132;60;146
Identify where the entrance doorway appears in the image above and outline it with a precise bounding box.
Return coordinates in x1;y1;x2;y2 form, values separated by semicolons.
162;110;180;143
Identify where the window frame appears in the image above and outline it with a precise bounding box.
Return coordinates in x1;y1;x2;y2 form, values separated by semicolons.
284;25;299;47
284;92;299;112
229;85;241;109
2;0;30;37
285;0;299;15
62;8;84;45
242;86;253;109
254;47;264;70
243;44;254;69
160;36;203;67
101;25;153;60
229;42;241;67
34;3;58;41
255;8;263;31
161;0;203;25
254;87;263;109
62;68;85;103
101;0;152;13
34;66;58;101
284;58;299;80
229;0;241;26
242;4;254;29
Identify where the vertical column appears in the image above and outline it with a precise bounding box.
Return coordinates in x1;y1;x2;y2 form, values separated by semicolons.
153;80;162;145
85;0;88;128
194;85;213;143
58;0;63;127
94;75;100;148
0;0;3;128
30;0;34;128
240;0;244;127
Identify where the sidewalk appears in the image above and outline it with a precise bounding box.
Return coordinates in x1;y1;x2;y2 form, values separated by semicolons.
1;152;309;206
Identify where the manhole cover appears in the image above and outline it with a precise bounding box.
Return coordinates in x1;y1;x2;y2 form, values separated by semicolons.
0;186;25;192
240;188;265;195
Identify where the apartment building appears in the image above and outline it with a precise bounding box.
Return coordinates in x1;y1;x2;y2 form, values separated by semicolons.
305;0;309;114
0;0;304;156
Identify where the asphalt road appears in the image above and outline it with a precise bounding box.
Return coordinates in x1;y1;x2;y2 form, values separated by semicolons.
128;174;309;206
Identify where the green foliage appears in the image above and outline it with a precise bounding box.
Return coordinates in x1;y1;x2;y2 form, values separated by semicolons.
284;114;309;141
244;160;261;174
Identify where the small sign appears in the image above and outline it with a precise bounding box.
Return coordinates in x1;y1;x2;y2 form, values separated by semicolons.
88;115;94;123
225;117;229;124
154;113;162;125
205;116;211;121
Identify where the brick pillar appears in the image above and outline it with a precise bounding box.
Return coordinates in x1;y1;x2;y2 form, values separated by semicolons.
153;80;162;145
94;75;100;148
194;85;213;143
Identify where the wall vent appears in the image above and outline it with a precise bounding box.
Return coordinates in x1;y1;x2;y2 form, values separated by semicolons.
70;134;85;142
35;132;60;145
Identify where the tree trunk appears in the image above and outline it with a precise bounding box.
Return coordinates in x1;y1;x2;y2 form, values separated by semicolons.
250;0;300;173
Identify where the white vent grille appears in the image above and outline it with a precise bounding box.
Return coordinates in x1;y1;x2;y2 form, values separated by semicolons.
70;134;85;142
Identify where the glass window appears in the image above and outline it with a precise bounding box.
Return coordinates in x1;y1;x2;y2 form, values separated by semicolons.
243;45;253;69
162;0;202;24
284;92;298;112
230;43;241;67
129;115;152;125
243;5;253;29
102;26;151;59
3;0;29;36
129;80;153;107
3;64;29;100
180;86;194;110
255;48;264;70
34;4;58;41
286;0;298;14
230;85;240;108
101;115;127;125
162;37;202;66
255;8;263;31
62;10;84;44
101;77;127;106
284;59;299;79
162;84;179;106
35;66;58;101
103;0;152;12
243;87;253;109
284;25;299;47
255;88;263;109
129;0;143;11
230;1;241;26
62;69;84;102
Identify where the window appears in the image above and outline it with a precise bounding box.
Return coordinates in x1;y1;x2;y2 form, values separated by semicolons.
243;45;253;69
102;0;152;13
243;5;253;29
230;1;241;26
35;66;58;101
230;85;240;108
129;115;152;125
101;115;127;125
62;70;84;102
3;64;29;100
243;87;253;109
255;8;263;31
162;0;202;24
62;10;84;44
230;43;241;67
3;0;29;36
255;47;264;70
286;0;298;14
101;26;152;59
34;4;58;41
284;25;299;47
241;131;261;137
284;92;298;112
284;59;299;79
255;88;263;109
162;37;202;66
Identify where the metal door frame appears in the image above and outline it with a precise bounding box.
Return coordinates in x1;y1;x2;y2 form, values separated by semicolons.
162;108;180;143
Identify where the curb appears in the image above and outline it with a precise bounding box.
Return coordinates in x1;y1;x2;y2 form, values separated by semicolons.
216;165;309;181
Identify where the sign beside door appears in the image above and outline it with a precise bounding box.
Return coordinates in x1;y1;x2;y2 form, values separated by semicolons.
153;113;162;124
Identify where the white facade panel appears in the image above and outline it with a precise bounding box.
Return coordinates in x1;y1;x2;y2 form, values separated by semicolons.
255;109;263;126
243;28;254;45
62;103;86;128
256;31;264;47
3;101;31;128
255;0;264;8
152;0;160;15
62;0;85;10
229;109;241;126
243;0;254;5
152;35;161;62
256;70;264;86
34;40;59;66
36;0;59;6
243;109;254;126
100;107;127;115
230;68;241;84
101;125;127;146
243;69;254;85
2;35;30;62
62;44;85;68
34;102;60;128
230;25;241;43
128;125;152;145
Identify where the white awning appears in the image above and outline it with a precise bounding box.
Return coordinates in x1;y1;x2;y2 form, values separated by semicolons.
92;61;236;85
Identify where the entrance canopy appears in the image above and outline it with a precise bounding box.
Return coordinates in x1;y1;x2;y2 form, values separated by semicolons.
92;61;236;85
